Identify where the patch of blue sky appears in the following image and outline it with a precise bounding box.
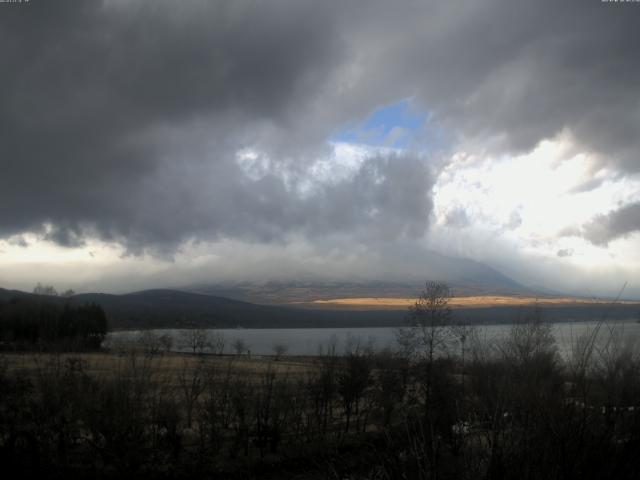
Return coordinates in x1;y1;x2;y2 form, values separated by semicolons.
330;99;431;149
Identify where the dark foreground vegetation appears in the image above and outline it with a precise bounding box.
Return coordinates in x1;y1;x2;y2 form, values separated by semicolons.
1;282;640;479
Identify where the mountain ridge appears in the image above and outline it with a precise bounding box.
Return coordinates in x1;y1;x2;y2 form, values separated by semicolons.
2;285;640;330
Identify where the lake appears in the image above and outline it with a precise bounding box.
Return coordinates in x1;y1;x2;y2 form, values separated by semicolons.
106;319;640;357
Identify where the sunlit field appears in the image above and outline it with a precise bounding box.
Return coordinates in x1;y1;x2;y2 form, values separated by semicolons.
308;295;640;310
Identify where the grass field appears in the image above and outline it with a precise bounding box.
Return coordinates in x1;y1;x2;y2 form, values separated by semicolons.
306;295;640;310
1;351;317;386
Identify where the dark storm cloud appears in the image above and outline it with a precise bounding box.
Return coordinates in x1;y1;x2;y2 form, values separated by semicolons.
43;224;86;249
309;154;434;241
350;1;640;169
0;0;354;251
1;0;639;254
580;202;640;247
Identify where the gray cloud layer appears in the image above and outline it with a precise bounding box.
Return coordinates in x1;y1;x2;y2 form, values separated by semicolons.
581;202;640;247
1;0;639;255
0;1;345;250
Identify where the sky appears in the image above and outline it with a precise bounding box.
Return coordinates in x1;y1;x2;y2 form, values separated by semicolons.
1;0;640;298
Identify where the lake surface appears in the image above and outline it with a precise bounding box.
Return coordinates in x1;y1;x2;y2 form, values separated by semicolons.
106;320;640;357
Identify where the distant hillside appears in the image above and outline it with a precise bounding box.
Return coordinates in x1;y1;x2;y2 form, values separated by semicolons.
2;287;639;330
70;289;406;329
0;287;34;302
1;287;404;329
189;252;529;304
190;276;528;306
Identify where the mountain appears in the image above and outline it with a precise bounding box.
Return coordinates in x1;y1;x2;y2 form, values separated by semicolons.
409;250;525;294
189;255;528;305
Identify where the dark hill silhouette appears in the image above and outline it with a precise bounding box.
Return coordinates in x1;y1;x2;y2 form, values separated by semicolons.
69;289;406;329
2;287;639;330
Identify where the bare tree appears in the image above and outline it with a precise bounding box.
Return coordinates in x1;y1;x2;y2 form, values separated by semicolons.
211;331;226;355
309;338;339;436
499;304;558;376
397;281;455;362
338;348;372;433
232;338;249;356
396;281;456;477
177;358;206;428
272;343;288;361
137;330;162;356
254;368;291;457
180;329;212;355
33;283;58;296
158;332;174;353
373;350;409;428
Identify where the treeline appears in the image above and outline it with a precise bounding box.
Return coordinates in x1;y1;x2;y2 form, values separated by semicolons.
0;296;108;350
